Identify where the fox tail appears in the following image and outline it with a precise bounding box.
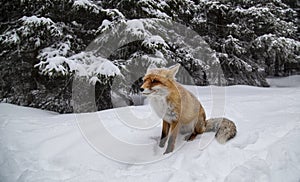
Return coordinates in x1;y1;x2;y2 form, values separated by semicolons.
205;118;237;144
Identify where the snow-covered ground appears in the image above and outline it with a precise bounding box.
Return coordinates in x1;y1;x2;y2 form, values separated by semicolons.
1;76;300;182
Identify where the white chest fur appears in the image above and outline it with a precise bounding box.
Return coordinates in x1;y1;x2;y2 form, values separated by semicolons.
149;96;177;123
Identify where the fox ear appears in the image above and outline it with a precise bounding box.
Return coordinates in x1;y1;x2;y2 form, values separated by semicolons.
168;63;180;78
147;64;157;73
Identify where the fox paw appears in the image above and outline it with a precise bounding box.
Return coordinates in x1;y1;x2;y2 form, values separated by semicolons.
159;142;165;148
184;133;197;141
163;146;174;154
163;149;172;155
159;138;167;148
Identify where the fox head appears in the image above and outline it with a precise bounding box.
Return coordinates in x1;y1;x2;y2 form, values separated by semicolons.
140;64;180;97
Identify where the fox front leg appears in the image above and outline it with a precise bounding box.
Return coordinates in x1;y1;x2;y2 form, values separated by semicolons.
164;122;180;154
159;120;170;148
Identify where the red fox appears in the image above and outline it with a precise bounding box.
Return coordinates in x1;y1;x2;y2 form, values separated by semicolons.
140;64;237;154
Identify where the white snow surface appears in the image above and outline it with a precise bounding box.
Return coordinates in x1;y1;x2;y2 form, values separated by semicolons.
1;77;300;181
267;75;300;88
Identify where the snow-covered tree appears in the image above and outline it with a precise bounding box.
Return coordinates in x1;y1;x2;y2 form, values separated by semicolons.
0;0;123;112
251;34;300;76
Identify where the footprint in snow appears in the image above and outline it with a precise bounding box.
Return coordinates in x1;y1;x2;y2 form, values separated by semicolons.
231;132;259;149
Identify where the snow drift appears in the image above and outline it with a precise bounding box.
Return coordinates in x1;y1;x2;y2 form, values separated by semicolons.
0;76;300;181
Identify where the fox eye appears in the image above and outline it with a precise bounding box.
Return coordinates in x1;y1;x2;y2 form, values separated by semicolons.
152;79;159;83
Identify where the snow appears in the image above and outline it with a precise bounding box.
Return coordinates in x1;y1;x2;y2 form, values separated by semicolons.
0;30;20;44
73;0;100;14
39;41;71;59
21;16;54;26
140;54;167;64
142;35;169;49
35;52;120;82
1;76;300;181
267;75;300;88
0;16;62;46
102;9;125;20
135;0;170;19
125;19;147;38
141;7;170;19
252;33;300;51
18;15;63;38
100;19;112;30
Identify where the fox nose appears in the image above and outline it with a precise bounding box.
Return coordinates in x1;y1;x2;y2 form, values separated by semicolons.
139;88;144;92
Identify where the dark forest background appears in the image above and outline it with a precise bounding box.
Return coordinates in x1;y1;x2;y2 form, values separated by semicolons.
0;0;299;113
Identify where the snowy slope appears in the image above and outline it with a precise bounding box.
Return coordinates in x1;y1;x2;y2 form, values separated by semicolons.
1;77;300;182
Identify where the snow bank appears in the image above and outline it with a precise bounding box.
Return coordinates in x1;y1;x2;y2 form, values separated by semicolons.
0;78;300;181
267;75;300;88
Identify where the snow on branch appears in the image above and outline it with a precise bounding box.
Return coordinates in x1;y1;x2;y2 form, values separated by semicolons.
35;51;120;84
125;19;148;39
142;35;169;49
21;15;54;26
0;30;20;45
253;34;300;54
102;9;125;20
0;15;62;47
72;0;100;13
19;16;63;37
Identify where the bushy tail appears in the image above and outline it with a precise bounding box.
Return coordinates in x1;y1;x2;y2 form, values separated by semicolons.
205;118;237;144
